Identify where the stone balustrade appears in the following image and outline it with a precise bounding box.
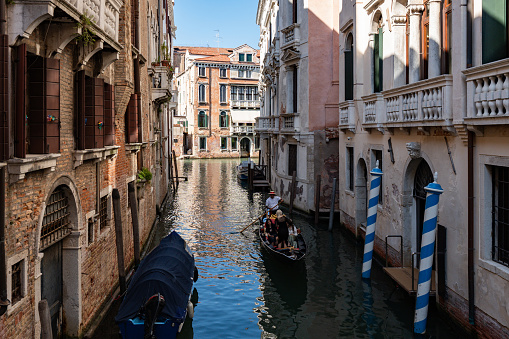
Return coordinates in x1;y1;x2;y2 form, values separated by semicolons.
69;0;121;41
232;126;255;134
281;24;299;48
339;100;356;132
280;113;300;133
231;100;260;109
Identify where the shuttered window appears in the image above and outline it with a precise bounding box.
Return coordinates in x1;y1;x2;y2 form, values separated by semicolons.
85;77;104;149
345;34;354;101
198;111;208;128
104;83;115;146
76;71;86;150
0;35;8;161
126;93;139;143
27;55;60;154
483;0;508;64
374;27;383;92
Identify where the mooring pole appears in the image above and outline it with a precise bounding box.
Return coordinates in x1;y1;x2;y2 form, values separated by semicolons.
289;171;297;218
112;188;126;294
314;174;321;226
328;178;337;232
172;150;179;190
128;182;140;267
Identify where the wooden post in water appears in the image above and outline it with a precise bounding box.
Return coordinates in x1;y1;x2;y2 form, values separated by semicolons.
248;162;253;190
328;178;337;232
289;171;297;218
39;300;53;339
169;151;175;191
172;150;179;190
128;182;140;267
315;174;321;225
112;188;127;294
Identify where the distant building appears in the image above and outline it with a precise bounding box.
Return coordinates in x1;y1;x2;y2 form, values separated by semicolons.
173;45;261;158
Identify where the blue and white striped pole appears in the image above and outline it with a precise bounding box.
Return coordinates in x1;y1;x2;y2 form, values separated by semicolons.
361;161;383;279
414;172;443;334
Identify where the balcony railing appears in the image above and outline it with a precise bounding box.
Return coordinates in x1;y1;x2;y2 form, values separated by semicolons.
152;66;171;103
362;94;384;128
383;75;452;127
256;116;277;133
230;100;260;109
339;101;356;132
280;113;300;133
464;58;509;125
281;24;299;48
232;126;254;134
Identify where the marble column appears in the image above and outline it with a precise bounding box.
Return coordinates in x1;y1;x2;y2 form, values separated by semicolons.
368;33;376;92
428;0;442;78
392;16;408;88
408;5;424;83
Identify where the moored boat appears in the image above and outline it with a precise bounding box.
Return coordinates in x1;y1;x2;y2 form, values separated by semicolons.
115;231;198;339
236;159;254;180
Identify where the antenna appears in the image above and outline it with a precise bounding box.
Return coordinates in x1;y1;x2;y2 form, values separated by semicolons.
214;29;222;49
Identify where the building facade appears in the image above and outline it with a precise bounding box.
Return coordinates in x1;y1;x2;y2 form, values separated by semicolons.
0;0;175;337
337;0;509;337
173;45;261;159
256;0;340;213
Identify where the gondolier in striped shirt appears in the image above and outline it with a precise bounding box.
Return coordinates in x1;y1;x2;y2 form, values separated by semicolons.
265;191;283;216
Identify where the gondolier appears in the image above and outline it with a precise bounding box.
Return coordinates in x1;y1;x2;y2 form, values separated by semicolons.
265;191;283;215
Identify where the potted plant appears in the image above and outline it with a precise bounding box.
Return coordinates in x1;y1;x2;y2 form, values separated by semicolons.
161;43;170;66
136;167;153;198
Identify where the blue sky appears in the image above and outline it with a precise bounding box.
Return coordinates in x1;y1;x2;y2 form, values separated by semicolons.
173;0;260;49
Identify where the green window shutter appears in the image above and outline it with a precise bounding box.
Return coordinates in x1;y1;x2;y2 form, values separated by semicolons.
374;32;380;92
379;27;383;92
247;54;253;62
226;114;229;127
205;114;208;127
345;50;353;100
483;0;507;64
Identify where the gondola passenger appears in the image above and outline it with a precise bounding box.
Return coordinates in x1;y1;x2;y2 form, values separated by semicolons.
287;222;299;249
275;210;289;249
264;217;278;247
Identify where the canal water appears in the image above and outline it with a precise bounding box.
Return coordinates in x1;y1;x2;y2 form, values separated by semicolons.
93;158;471;338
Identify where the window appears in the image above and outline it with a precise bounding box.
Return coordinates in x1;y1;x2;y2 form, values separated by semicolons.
247;54;253;62
221;137;228;150
292;66;298;112
421;2;430;79
238;69;245;78
220;68;227;78
482;0;509;64
231;137;238;150
231;87;237;100
220;111;229;128
492;165;509;266
372;149;383;204
345;34;354;101
11;260;23;304
255;136;260;150
199;137;207;150
292;0;298;24
199;84;206;103
246;88;253;101
239;53;245;62
199;66;206;77
443;0;452;74
41;186;71;250
198;111;208;128
374;16;383;92
246;70;252;78
288;144;297;176
220;85;227;103
346;147;354;191
238;87;245;100
406;13;410;84
254;87;259;101
100;195;108;230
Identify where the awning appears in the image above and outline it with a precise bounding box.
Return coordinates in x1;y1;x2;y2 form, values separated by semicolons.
230;109;260;123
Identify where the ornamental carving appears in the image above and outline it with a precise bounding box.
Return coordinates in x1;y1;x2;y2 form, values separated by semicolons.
408;4;425;15
406;142;421;159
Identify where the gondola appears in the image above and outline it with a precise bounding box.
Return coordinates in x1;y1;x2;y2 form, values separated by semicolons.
236;159;254;180
258;219;307;263
115;231;198;339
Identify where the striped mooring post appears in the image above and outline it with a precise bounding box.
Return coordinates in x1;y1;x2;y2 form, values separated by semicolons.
361;161;383;279
414;172;444;334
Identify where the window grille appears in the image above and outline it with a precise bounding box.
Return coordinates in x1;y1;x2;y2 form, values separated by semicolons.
11;261;22;304
493;166;509;266
40;187;71;250
100;195;108;230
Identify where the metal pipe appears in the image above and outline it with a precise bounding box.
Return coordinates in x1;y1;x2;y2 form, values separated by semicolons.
467;130;475;324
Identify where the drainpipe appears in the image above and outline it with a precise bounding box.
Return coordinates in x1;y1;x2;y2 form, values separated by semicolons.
467;130;475;324
133;0;143;170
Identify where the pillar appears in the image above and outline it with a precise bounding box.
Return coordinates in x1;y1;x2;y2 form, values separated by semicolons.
428;0;442;78
408;5;424;83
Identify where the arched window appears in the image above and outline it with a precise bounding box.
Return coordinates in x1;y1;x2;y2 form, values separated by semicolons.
345;33;354;100
198;110;207;128
220;85;227;103
199;84;206;102
442;0;452;74
220;111;229;128
373;12;383;93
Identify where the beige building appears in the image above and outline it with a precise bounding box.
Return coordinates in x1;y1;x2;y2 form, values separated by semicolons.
173;45;261;158
338;0;509;337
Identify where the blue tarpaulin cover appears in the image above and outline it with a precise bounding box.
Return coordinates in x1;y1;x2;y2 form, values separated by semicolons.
115;231;195;323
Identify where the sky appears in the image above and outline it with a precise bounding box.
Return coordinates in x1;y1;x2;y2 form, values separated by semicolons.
173;0;260;49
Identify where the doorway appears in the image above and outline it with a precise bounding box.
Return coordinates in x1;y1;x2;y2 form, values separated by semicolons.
413;160;434;267
356;158;368;232
240;138;251;158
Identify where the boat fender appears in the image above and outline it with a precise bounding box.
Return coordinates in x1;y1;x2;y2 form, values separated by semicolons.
187;300;194;319
193;266;199;282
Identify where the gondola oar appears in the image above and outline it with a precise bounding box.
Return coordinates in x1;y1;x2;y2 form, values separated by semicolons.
234;200;282;234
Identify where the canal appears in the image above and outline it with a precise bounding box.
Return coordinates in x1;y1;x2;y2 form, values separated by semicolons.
93;158;471;338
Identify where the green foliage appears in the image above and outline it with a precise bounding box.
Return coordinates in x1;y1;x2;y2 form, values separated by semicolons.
137;167;153;183
76;14;96;46
161;42;170;61
6;0;15;5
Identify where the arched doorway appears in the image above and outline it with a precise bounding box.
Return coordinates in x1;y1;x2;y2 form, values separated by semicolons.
413;160;434;258
240;137;251;158
356;158;368;234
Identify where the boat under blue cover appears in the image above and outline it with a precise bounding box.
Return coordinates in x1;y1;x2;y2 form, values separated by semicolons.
115;231;196;339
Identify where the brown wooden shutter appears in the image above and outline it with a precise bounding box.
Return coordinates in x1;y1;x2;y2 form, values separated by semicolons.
76;71;85;150
85;77;104;149
15;44;26;158
104;83;115;146
27;56;60;154
0;35;8;161
126;93;138;143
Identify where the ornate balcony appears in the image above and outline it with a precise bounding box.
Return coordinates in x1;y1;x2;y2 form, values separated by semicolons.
230;100;260;109
361;93;384;131
280;113;300;134
232;126;254;134
152;65;172;104
463;58;509;128
281;24;299;49
256;116;276;133
339;101;356;133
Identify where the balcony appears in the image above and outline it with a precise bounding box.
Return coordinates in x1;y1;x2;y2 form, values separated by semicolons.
463;58;509;128
280;113;300;134
152;66;172;104
230;100;260;109
281;24;300;49
361;93;384;131
339;101;356;133
256;116;277;133
232;126;255;134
